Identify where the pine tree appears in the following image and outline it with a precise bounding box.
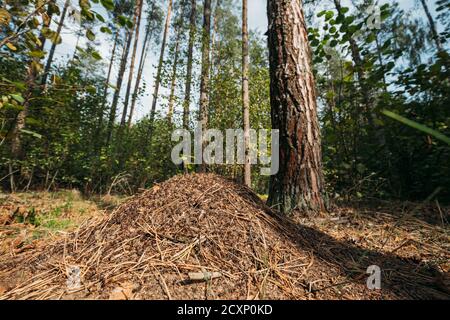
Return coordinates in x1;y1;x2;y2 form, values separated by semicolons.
267;0;326;213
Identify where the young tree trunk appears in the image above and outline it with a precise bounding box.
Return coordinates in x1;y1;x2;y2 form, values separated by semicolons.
41;0;70;86
198;0;212;172
10;10;50;158
242;0;251;187
167;1;187;123
128;2;157;127
121;0;143;127
107;28;133;145
210;0;221;77
419;0;443;52
266;0;326;214
333;0;373;127
10;68;35;159
97;31;119;133
148;0;173;133
182;0;197;130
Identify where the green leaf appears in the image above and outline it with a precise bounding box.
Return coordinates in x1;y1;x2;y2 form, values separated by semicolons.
117;15;127;26
20;129;42;139
340;7;350;14
325;11;334;21
10;94;24;103
12;81;26;91
382;110;450;146
100;26;112;34
100;0;115;11
86;85;97;94
91;51;102;60
86;29;96;41
95;13;105;23
28;50;46;58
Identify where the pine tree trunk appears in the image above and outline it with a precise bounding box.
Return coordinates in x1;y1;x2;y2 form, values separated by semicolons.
242;0;251;187
149;0;173;133
182;0;197;130
266;0;325;214
167;1;187;123
128;2;157;127
419;0;443;52
198;0;212;172
41;0;70;87
210;0;221;78
121;0;143;127
97;31;119;133
107;28;133;145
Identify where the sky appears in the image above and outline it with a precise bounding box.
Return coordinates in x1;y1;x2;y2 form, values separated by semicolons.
49;0;441;123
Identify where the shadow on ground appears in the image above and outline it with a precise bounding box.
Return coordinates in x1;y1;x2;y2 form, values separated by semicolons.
243;190;450;300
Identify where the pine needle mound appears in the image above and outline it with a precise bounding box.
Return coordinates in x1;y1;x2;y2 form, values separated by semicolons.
0;174;448;300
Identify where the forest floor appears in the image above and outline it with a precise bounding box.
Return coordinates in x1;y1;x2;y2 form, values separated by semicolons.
0;174;449;300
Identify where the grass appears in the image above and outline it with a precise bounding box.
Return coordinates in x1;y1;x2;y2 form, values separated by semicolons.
0;190;124;253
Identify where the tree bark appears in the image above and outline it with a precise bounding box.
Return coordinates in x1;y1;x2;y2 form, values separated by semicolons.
10;68;35;159
182;0;197;130
198;0;212;172
107;28;133;145
128;2;157;127
121;0;143;127
210;0;221;78
41;0;70;87
419;0;443;52
266;0;325;214
242;0;251;187
149;0;173;134
167;1;187;123
97;31;119;134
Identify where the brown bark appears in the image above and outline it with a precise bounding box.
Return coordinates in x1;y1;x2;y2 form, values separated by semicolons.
182;0;197;130
121;0;143;127
149;0;173;131
266;0;325;213
242;0;251;187
198;0;212;172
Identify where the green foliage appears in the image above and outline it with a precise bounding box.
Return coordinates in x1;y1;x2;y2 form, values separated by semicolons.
310;0;450;201
0;0;448;205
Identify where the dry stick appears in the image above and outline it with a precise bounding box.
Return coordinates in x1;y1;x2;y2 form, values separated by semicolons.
435;200;447;227
188;271;222;281
0;169;19;183
155;269;172;300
